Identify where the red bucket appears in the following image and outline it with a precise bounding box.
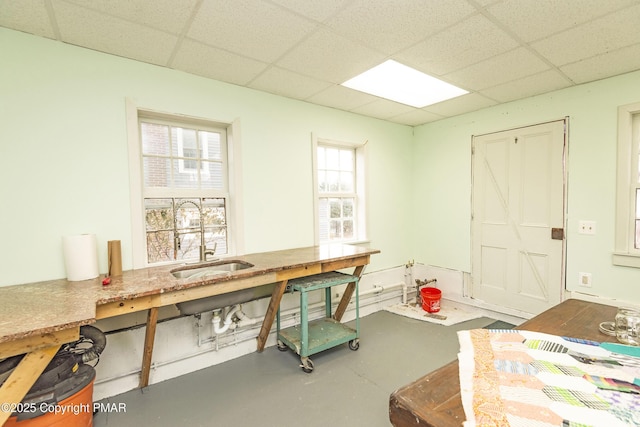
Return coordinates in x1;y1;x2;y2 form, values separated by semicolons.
420;287;442;313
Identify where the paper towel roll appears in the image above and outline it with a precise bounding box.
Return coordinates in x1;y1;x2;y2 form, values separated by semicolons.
63;234;99;281
108;240;122;276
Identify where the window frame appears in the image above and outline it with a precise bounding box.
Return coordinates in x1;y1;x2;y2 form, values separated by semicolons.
613;101;640;267
126;99;244;268
311;135;368;245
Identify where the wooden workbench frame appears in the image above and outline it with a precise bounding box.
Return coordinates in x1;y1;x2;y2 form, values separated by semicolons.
95;254;371;388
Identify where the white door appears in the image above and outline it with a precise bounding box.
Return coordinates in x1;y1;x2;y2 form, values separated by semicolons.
471;120;566;315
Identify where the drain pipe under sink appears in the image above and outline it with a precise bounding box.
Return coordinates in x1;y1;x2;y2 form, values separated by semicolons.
212;305;242;335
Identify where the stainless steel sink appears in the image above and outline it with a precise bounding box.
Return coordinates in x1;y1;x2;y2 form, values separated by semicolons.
170;260;254;279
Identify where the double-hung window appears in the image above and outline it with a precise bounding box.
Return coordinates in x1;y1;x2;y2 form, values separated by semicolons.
313;138;367;244
128;106;240;267
614;102;640;267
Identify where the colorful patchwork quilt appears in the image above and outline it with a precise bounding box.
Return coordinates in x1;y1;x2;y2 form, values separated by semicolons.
458;329;640;427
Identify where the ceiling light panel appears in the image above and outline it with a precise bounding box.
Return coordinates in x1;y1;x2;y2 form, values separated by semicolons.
341;60;468;108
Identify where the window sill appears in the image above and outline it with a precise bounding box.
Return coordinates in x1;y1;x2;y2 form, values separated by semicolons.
612;252;640;268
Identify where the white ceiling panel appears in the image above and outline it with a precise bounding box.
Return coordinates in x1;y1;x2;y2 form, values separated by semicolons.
424;93;497;117
479;70;572;103
324;0;476;54
350;98;415;120
531;3;640;67
485;0;639;43
444;47;552;90
60;0;199;35
560;43;640;84
2;0;640;126
305;85;381;111
394;14;519;76
52;1;177;66
268;0;352;23
388;108;446;127
0;0;57;39
275;28;386;83
171;39;269;86
187;0;316;63
248;66;332;100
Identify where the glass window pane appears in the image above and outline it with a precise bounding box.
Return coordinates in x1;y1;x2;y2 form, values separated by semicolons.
343;220;354;239
201;131;221;161
329;199;341;219
172;127;198;159
327;171;339;192
143;157;171;188
147;230;175;263
340;149;353;171
330;220;341;239
326;147;339;169
339;171;353;192
318;170;327;192
175;231;201;260
201;161;224;190
145;198;174;231
173;160;198;188
141;122;170;156
343;198;354;218
202;198;226;226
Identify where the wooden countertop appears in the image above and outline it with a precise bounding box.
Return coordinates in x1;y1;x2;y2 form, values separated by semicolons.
388;299;620;427
0;244;380;345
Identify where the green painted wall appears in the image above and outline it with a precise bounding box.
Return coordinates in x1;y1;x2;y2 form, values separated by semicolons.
0;28;412;286
412;70;640;304
3;27;640;306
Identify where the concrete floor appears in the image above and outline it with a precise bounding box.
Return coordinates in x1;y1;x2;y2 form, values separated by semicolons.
93;310;500;427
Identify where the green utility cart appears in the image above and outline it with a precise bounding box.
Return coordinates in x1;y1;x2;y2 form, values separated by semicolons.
276;271;360;373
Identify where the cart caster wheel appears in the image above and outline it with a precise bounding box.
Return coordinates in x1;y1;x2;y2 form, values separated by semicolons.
300;357;314;373
277;340;288;352
348;339;360;351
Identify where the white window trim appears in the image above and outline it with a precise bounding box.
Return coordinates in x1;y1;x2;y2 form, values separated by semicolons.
125;99;244;269
613;101;640;268
311;134;368;245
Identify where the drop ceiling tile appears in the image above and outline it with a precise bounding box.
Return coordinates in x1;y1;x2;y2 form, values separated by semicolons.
349;98;414;120
423;92;497;117
486;0;639;43
560;43;640;84
444;47;550;90
479;70;572;103
306;85;380;111
531;3;640;66
52;1;177;65
276;28;386;84
394;14;519;76
388;109;445;126
0;0;56;39
187;0;316;63
61;0;199;35
172;39;268;86
248;66;332;100
325;0;476;54
268;0;352;23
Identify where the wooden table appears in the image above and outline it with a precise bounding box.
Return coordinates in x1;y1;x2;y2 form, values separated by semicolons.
388;299;619;427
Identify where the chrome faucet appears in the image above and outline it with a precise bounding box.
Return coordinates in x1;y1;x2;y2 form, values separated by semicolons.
174;199;218;263
200;242;217;262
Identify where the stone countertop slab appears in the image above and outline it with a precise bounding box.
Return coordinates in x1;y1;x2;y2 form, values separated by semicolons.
0;244;379;344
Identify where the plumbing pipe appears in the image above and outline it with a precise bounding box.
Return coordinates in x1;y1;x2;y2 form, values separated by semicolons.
234;308;260;328
333;282;405;302
212;304;241;334
95;283;406;388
